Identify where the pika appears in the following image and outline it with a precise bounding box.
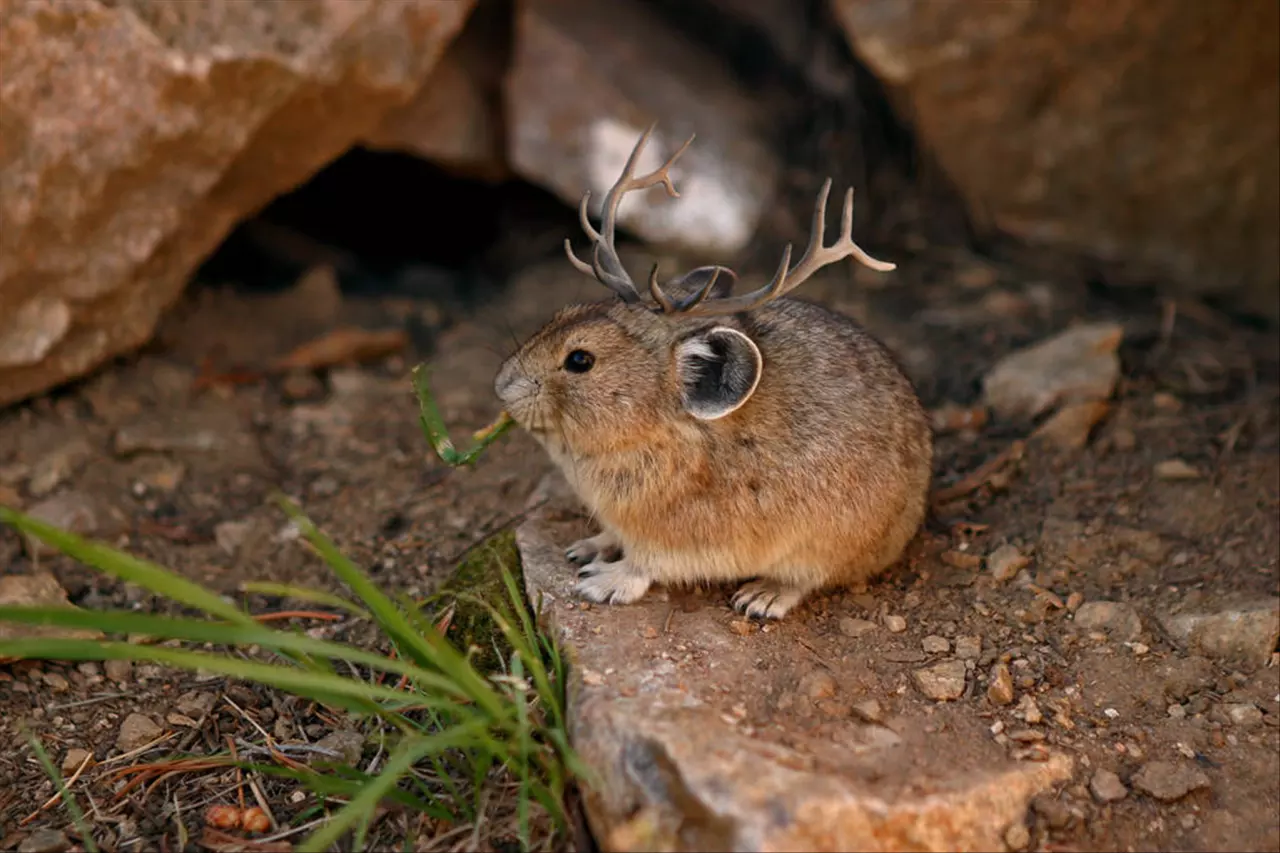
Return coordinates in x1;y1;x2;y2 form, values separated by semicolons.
495;125;932;619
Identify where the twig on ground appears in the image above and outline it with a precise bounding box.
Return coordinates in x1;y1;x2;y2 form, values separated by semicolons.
930;440;1026;508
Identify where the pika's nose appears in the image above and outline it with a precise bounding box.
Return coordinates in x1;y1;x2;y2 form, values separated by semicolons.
494;360;532;403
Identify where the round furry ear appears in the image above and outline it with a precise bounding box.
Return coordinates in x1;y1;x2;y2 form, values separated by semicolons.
675;327;763;421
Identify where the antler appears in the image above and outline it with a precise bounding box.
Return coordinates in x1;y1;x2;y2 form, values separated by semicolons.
564;123;694;303
653;178;896;317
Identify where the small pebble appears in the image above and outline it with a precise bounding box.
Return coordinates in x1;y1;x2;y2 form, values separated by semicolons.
922;635;950;654
914;660;967;701
883;614;907;633
799;671;837;701
61;747;93;774
1226;703;1263;728
839;617;878;638
104;659;132;684
1073;600;1143;642
954;635;982;660
1131;760;1211;801
1090;768;1128;802
18;828;70;853
987;544;1029;582
1018;695;1044;725
42;671;70;692
313;730;365;766
988;662;1016;706
1167;704;1187;719
851;698;885;724
116;713;163;752
1154;458;1201;480
728;619;755;636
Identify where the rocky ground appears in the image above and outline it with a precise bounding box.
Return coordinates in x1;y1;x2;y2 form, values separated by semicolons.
0;228;1277;852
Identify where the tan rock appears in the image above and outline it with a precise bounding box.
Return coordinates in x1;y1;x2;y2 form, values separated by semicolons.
365;1;508;181
982;323;1122;421
505;0;780;259
831;0;1279;318
517;474;1072;852
0;0;474;408
116;713;164;753
1031;400;1111;450
1157;596;1280;672
0;571;103;660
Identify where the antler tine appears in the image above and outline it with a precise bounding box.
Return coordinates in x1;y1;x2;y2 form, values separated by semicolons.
647;263;726;313
563;123;697;304
784;181;897;288
667;178;894;317
564;191;635;298
646;264;675;312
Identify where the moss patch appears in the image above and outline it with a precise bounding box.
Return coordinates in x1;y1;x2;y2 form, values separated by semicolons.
433;529;524;673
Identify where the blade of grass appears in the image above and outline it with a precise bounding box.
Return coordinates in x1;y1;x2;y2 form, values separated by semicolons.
21;725;98;853
0;507;346;699
0;607;490;705
0;507;253;626
246;764;455;822
275;497;507;719
511;652;532;849
0;639;473;718
239;582;372;621
297;721;493;853
412;364;514;467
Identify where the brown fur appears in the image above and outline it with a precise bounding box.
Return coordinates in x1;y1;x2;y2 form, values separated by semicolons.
495;289;934;620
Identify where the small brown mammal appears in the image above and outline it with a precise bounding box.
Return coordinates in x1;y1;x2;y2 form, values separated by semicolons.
495;125;933;619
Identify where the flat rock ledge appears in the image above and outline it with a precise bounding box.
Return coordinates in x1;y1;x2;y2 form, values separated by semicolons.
516;474;1073;852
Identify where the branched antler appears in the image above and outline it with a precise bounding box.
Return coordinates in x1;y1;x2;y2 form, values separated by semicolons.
564;123;694;303
565;124;895;315
661;179;896;317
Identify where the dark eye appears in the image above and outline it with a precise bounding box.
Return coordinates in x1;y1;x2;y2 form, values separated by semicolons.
563;349;595;373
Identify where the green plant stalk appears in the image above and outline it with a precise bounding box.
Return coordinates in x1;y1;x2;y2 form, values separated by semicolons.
412;364;514;467
0;505;390;719
296;722;492;853
239;581;373;621
0;639;445;715
275;496;509;721
22;726;98;853
0;606;488;707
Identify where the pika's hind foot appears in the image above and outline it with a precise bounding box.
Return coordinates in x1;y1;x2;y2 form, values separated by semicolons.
575;557;651;606
731;579;812;620
566;530;622;565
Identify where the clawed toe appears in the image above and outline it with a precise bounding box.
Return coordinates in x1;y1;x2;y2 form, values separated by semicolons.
565;533;622;566
731;580;806;621
574;559;651;606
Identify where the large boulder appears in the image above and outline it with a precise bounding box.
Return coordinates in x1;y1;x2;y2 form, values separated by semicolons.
831;0;1280;318
504;0;780;261
363;0;509;182
0;0;474;408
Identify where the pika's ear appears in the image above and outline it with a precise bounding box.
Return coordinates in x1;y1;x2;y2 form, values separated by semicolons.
664;265;737;303
675;327;762;421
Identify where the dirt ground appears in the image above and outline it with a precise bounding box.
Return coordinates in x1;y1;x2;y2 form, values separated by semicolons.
0;222;1277;852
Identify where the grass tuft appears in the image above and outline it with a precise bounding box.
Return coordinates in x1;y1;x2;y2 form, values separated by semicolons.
0;498;579;851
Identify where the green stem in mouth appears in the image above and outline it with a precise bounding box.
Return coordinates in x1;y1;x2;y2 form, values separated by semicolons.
412;364;516;467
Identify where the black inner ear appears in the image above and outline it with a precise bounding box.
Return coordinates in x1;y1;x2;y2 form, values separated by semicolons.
680;328;761;420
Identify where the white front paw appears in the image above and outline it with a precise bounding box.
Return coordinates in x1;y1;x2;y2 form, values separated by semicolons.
574;558;651;606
